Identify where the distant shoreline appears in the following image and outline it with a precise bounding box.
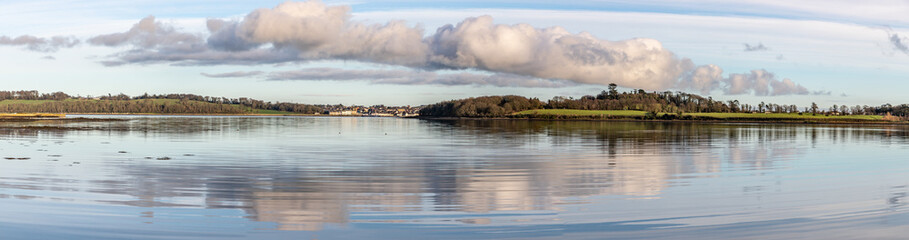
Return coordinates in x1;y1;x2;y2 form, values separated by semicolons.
0;113;903;126
418;116;909;125
418;108;907;125
66;113;319;116
4;112;903;125
0;113;415;123
65;113;418;118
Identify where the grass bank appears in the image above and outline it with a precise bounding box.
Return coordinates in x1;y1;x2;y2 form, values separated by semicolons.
512;109;895;123
685;112;883;121
515;109;648;117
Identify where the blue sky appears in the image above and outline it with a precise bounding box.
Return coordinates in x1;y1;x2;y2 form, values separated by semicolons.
1;0;908;107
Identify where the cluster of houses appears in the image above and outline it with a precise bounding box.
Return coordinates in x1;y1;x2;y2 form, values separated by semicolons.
324;105;420;117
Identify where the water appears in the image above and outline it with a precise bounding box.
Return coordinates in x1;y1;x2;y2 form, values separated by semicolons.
1;116;909;239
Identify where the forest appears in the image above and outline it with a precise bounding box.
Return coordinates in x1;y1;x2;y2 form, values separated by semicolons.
0;90;323;114
419;84;909;118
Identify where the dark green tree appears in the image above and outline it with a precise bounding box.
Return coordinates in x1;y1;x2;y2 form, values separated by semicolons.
608;83;619;99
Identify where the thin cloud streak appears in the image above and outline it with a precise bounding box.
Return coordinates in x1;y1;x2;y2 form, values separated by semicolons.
302;94;355;97
200;71;264;78
744;43;769;52
813;90;832;95
266;68;577;88
0;35;79;52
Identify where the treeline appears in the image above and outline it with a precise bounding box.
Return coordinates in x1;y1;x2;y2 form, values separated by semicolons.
0;90;70;101
0;99;248;114
0;91;323;114
104;93;323;114
420;84;909;118
418;96;544;117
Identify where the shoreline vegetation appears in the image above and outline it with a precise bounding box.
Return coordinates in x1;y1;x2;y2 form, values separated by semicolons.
505;109;896;124
2;88;908;125
0;91;419;117
418;84;909;124
0;91;322;116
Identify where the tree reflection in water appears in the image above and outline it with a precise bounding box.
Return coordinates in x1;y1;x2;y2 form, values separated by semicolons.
1;117;909;238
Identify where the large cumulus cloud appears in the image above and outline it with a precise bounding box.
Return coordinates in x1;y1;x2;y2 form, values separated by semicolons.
426;16;693;91
88;16;299;66
85;0;813;96
204;1;429;66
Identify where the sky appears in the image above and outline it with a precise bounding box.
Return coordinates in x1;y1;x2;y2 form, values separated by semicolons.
1;0;908;107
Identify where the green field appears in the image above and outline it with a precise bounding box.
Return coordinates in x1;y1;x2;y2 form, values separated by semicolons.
513;109;891;122
515;109;648;117
0;99;61;105
685;112;884;121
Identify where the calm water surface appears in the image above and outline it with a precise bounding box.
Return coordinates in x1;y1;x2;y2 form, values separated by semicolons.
2;116;909;239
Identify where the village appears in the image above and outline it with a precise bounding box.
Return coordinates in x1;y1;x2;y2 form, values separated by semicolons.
323;105;421;117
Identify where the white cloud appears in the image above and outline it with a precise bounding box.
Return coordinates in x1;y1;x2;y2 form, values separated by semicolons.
78;0;814;96
426;15;693;90
88;16;202;49
724;69;809;96
0;35;79;52
205;1;429;66
678;64;723;95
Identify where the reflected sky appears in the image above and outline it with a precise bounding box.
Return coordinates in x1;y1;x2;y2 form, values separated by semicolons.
2;117;909;239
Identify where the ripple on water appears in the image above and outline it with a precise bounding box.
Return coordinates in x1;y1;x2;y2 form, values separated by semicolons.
1;117;909;239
